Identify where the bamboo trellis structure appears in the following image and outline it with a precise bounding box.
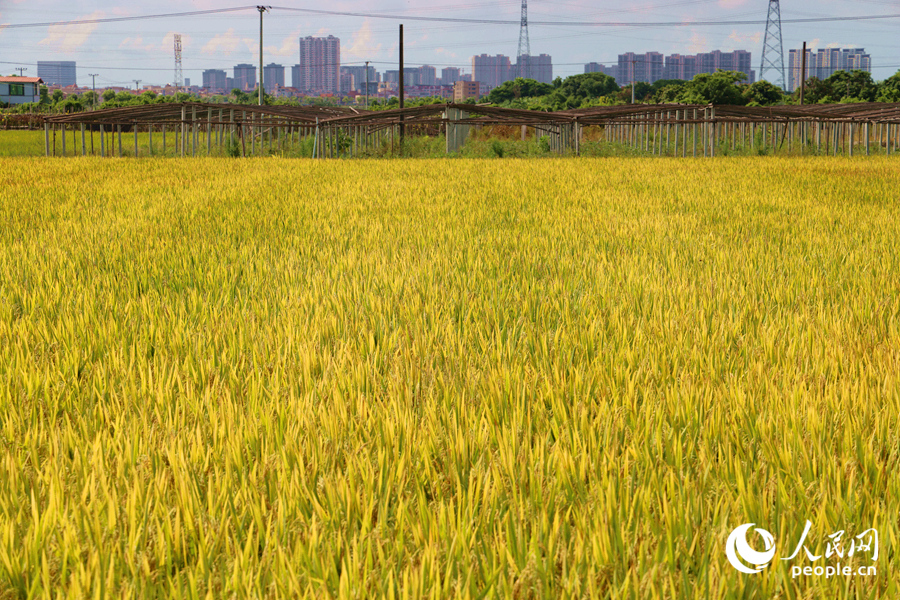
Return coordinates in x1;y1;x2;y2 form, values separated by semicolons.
42;101;900;158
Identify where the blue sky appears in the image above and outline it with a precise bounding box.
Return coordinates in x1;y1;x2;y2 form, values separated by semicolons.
1;0;898;87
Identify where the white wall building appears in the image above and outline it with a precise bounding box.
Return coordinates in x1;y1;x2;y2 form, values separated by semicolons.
0;76;42;105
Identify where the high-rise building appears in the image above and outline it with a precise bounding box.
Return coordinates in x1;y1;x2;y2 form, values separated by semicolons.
383;70;400;85
787;47;871;92
514;54;552;84
403;68;420;87
659;50;754;83
297;35;340;93
340;65;377;92
441;67;461;85
617;52;664;85
663;55;697;81
419;65;437;86
226;77;235;91
472;54;512;90
263;63;285;89
233;64;256;91
37;61;76;87
584;62;620;83
339;71;354;94
202;69;227;92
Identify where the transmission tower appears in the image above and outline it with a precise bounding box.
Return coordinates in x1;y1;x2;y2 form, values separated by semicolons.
516;0;530;79
760;0;785;90
174;34;183;91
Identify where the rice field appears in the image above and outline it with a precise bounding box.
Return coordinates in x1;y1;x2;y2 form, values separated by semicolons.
0;156;899;599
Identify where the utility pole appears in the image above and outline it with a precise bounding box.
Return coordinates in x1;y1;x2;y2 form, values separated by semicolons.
365;60;370;109
258;6;270;106
15;67;26;76
133;80;142;91
399;24;404;146
799;41;807;105
631;59;636;104
89;73;98;108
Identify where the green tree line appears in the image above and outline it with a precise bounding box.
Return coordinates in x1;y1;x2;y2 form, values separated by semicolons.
4;68;900;113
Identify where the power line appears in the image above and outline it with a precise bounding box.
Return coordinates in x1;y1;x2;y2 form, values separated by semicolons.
3;5;900;29
269;6;900;27
0;7;258;29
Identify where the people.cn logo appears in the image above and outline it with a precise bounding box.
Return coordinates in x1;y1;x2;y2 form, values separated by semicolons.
726;523;777;574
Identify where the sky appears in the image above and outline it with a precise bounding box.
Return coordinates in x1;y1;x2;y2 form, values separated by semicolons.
0;0;898;88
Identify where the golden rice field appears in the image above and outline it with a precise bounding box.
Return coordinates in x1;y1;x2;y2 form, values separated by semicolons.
0;156;899;599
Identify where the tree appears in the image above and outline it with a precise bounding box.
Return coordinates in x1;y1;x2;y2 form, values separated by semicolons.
553;72;619;102
230;88;249;103
824;70;877;102
653;84;685;103
649;79;687;96
677;70;747;105
51;89;65;103
796;77;832;104
486;78;554;104
39;85;50;105
877;70;900;102
102;89;116;102
615;81;652;104
743;80;783;106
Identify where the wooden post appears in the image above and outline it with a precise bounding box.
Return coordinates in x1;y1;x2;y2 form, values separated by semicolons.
134;123;138;157
208;110;212;155
181;106;186;157
865;122;870;156
849;122;854;157
692;109;697;158
162;125;166;154
149;125;153;157
62;125;66;155
100;124;105;156
44;123;50;157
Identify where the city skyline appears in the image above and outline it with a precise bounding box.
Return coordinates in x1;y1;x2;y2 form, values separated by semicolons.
1;1;898;89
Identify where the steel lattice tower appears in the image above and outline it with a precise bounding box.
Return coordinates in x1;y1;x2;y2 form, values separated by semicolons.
516;0;530;79
760;0;785;90
174;34;183;91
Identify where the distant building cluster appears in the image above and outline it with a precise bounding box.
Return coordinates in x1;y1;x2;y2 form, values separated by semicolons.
23;38;877;103
586;51;755;86
787;47;871;92
470;54;553;91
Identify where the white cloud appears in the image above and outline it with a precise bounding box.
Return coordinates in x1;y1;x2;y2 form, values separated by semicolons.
687;31;707;53
201;28;242;55
39;10;103;53
726;30;762;50
119;36;152;51
264;27;304;58
344;19;382;63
